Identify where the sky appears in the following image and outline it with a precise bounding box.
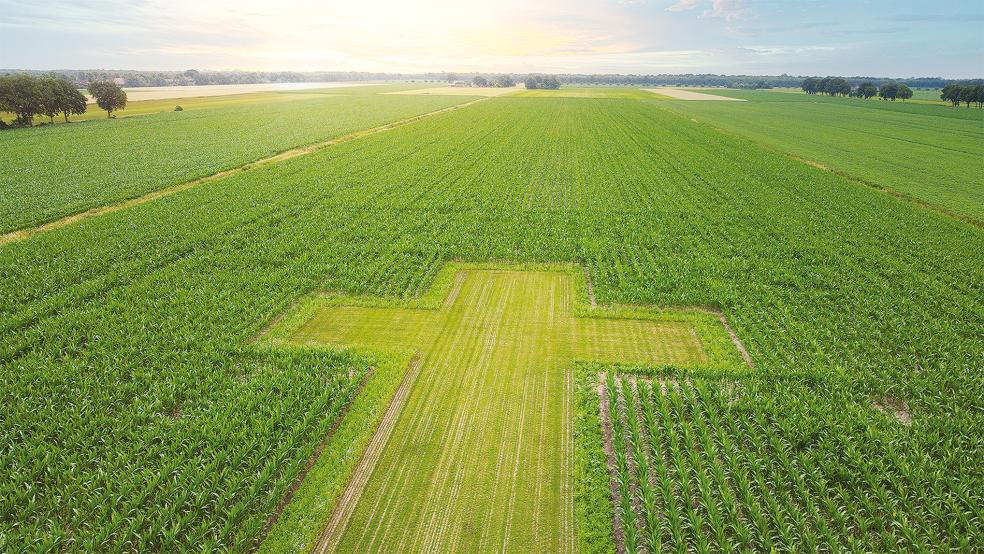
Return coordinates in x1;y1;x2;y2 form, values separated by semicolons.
1;0;982;77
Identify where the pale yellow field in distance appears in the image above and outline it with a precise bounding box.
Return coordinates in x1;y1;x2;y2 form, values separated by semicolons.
643;88;746;101
88;81;382;102
389;85;523;97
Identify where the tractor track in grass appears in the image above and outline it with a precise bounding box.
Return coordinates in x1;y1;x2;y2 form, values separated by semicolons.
313;354;424;554
598;373;627;554
0;97;490;247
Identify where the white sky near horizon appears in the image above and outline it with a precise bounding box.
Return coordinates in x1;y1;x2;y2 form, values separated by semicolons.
1;0;982;77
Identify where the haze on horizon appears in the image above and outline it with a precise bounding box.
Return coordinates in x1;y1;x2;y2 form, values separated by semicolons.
2;0;982;78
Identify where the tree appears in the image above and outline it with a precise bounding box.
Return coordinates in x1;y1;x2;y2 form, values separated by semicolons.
817;76;832;95
960;84;981;108
523;74;561;90
472;75;488;87
37;77;62;123
56;79;87;122
801;77;821;94
831;77;851;96
941;84;961;106
88;80;127;118
857;81;878;99
879;81;900;101
973;85;984;108
0;74;42;126
494;75;515;88
897;83;913;102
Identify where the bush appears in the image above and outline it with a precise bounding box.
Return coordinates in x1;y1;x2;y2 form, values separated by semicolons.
174;105;184;111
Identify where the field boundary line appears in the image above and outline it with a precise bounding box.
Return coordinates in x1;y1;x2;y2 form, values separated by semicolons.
715;312;755;368
0;97;490;246
583;266;597;308
257;364;377;543
312;354;425;554
663;108;983;229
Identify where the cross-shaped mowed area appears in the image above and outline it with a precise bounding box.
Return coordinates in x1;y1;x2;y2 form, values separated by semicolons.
279;267;740;552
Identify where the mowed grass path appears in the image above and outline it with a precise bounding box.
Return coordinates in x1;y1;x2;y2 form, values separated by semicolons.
290;269;709;552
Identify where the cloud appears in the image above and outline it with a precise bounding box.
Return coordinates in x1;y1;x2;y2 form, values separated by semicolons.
701;0;745;21
665;0;700;11
665;0;746;21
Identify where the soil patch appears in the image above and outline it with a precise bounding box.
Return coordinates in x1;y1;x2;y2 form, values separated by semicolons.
644;88;745;101
873;396;912;426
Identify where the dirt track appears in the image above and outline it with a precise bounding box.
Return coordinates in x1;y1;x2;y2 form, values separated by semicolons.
313;355;424;554
0;98;488;247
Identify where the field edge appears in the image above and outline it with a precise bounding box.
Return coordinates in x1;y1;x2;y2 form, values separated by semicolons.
256;349;414;553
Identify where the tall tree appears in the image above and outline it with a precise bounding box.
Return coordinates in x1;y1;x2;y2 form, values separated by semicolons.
801;77;819;94
973;85;984;108
56;79;87;122
0;74;42;126
831;77;851;96
879;82;900;101
941;84;961;106
37;77;62;123
961;85;978;108
494;75;515;88
818;76;833;95
87;80;127;118
857;81;878;99
897;83;913;102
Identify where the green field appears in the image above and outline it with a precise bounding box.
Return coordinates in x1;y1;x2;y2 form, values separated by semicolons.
0;84;471;234
1;88;981;552
658;89;984;221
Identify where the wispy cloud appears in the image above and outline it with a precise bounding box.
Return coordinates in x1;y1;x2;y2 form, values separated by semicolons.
701;0;746;22
665;0;745;21
666;0;700;12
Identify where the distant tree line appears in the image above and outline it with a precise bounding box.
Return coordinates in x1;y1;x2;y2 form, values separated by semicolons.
524;75;561;90
4;69;976;91
801;76;983;106
470;75;516;88
550;74;959;89
801;76;915;101
0;73;127;128
940;83;984;108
